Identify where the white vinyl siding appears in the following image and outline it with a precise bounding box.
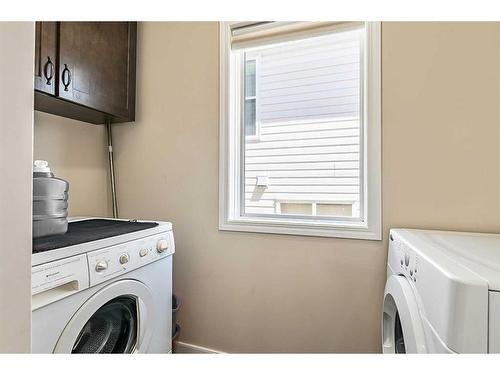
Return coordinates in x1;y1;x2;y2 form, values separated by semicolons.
258;37;360;123
243;29;362;217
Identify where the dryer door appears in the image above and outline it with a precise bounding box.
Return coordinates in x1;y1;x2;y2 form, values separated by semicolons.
54;280;155;353
382;275;427;353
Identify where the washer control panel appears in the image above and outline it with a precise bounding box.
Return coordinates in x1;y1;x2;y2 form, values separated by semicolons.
87;231;174;287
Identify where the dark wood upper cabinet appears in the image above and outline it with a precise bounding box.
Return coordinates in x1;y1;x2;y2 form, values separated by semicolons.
34;22;57;96
34;22;137;124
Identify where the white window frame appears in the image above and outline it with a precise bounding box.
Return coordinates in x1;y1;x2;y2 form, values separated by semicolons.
219;22;381;240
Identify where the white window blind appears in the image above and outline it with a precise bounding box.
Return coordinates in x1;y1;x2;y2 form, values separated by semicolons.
230;21;364;50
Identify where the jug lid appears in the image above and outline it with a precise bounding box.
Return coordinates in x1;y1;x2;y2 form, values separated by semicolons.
33;160;51;173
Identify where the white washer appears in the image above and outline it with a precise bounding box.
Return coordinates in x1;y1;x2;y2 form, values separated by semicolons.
382;228;500;353
31;218;175;353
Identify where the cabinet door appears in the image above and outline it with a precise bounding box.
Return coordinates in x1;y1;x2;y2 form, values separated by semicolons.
57;22;136;121
34;22;58;95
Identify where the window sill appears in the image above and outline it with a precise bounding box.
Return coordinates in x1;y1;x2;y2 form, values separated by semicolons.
219;216;382;240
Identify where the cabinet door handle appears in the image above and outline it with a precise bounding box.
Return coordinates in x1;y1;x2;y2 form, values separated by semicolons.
61;64;72;91
43;56;54;85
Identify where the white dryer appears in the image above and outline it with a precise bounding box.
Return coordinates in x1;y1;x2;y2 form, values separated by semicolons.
31;218;175;353
383;228;500;353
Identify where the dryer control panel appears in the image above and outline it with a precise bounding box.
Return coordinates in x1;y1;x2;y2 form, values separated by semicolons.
388;230;419;284
87;231;174;287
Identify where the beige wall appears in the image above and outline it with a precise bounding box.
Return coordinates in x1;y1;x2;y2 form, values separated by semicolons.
0;22;34;353
39;22;500;353
113;22;385;353
112;22;500;353
34;112;112;217
382;22;500;233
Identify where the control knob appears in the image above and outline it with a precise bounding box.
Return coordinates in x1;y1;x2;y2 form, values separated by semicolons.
119;253;130;265
156;239;169;253
95;261;108;272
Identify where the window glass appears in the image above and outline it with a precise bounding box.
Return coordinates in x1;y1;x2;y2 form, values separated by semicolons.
245;59;256;97
244;98;256;136
280;202;313;215
242;29;363;218
316;203;353;217
244;59;257;136
72;296;137;353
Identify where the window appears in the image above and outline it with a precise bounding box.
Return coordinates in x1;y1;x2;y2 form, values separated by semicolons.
277;202;353;217
244;59;257;136
280;202;313;216
219;22;381;240
316;203;353;217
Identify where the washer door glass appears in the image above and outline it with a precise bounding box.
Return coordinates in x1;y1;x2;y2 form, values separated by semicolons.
394;311;406;354
54;280;156;353
72;296;137;353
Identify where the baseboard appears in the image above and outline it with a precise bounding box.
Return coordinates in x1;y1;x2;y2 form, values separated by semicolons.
174;341;225;354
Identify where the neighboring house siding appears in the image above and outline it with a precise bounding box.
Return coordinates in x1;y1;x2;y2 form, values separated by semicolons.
244;29;362;216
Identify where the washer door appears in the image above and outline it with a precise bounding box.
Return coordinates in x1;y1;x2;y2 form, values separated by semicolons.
382;275;427;353
54;280;155;353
